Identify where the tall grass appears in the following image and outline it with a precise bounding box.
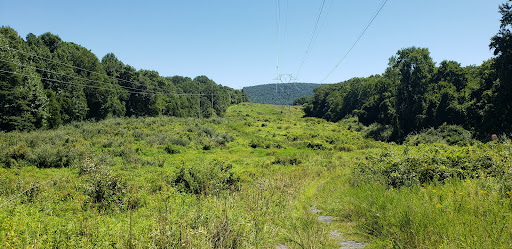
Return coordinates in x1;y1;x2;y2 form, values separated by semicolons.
337;179;512;248
319;141;512;248
1;103;510;248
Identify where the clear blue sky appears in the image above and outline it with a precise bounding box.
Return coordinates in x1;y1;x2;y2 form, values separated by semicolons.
0;0;505;89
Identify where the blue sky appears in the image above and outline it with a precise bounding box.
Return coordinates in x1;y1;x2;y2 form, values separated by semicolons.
0;0;505;89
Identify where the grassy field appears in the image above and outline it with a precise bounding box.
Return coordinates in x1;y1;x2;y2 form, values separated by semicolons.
1;103;511;248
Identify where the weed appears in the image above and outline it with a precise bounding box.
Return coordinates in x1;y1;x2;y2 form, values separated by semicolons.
80;158;127;212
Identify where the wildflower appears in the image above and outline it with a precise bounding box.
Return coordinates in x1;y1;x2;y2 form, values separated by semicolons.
466;179;471;184
506;192;511;195
479;190;488;194
435;204;442;208
492;134;498;141
432;189;437;193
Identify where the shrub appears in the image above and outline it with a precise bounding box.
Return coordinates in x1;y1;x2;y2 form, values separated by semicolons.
79;158;127;211
172;160;239;195
405;124;474;146
272;155;302;166
364;123;394;142
26;145;83;168
249;139;271;149
169;136;190;147
305;141;328;150
1;142;30;167
249;140;262;149
334;144;356;152
353;143;512;188
165;144;182;154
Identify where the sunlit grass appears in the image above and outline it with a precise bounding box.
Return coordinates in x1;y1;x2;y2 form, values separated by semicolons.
0;103;511;248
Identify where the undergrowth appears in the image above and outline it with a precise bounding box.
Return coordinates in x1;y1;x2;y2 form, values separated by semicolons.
0;103;511;248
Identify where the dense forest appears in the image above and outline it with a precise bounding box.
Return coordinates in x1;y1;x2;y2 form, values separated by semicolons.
302;2;512;141
243;83;324;105
0;27;248;132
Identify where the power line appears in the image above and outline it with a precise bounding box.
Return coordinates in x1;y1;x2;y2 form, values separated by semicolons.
0;68;214;97
275;0;281;94
0;178;56;208
0;45;218;97
295;0;327;80
0;44;156;91
320;0;388;83
0;57;167;96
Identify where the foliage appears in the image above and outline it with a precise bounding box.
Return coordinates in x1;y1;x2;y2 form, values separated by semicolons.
404;123;474;146
243;83;324;105
328;179;512;248
80;158;127;212
303;5;512;141
0;104;352;248
172;160;239;195
0;103;511;248
0;27;248;132
486;0;512;135
292;95;310;106
353;142;512;189
2;3;512;246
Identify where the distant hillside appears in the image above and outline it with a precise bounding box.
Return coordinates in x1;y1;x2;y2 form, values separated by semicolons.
243;83;325;105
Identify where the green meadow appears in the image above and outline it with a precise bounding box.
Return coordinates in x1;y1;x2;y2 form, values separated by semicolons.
1;103;511;248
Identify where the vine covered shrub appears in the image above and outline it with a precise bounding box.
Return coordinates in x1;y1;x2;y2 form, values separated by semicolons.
353;142;512;190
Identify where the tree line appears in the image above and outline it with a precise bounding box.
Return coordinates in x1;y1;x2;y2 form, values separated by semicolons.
302;1;512;141
243;83;324;105
0;27;248;132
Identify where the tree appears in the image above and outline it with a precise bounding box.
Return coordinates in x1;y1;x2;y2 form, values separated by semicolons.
435;61;467;91
488;0;512;134
391;47;435;137
0;29;49;131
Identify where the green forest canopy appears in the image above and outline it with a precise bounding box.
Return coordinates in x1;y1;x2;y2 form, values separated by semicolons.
303;1;512;141
0;27;248;132
243;83;324;105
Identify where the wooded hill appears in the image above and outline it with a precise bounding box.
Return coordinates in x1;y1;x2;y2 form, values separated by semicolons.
243;83;324;105
303;2;512;141
0;27;248;132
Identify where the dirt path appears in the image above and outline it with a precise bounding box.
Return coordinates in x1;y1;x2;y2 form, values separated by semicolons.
313;205;366;249
276;178;366;248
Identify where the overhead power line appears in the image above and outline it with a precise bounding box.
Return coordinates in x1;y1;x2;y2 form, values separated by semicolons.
320;0;388;83
0;44;219;97
275;0;281;94
0;69;215;97
0;44;158;91
295;0;328;80
0;57;166;95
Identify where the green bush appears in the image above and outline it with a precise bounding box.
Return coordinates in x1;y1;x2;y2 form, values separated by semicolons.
354;143;511;189
26;145;83;168
164;144;182;154
272;155;302;166
172;160;239;195
79;158;127;212
364;123;394;142
405;124;474;146
169;136;190;147
1;142;30;167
